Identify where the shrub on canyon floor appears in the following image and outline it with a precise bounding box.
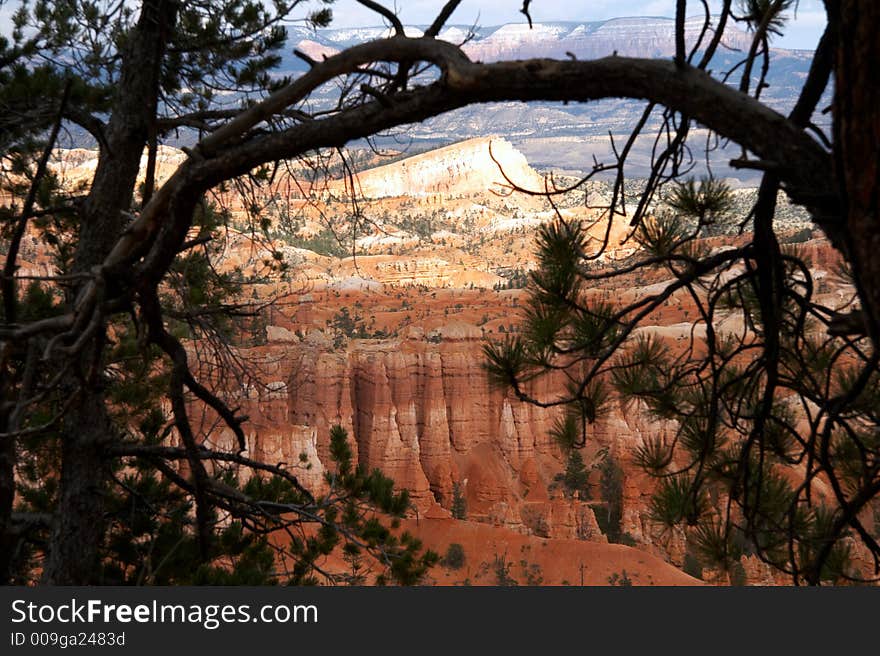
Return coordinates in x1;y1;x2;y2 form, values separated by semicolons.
442;543;466;570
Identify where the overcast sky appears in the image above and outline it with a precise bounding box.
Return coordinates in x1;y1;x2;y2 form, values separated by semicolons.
326;0;827;49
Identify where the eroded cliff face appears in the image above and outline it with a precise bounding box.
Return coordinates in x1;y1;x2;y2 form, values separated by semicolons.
218;325;683;550
253;332;558;510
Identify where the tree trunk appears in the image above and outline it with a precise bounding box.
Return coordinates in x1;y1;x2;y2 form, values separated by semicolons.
42;377;113;584
835;1;880;343
42;0;178;585
0;407;15;583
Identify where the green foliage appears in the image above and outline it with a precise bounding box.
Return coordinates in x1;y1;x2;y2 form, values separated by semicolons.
682;552;703;580
482;174;874;584
611;334;674;414
320;425;440;585
469;1;877;587
649;474;703;528
569;302;620;358
494;268;529;290
338;545;368;586
596;454;624;542
729;561;748;586
441;543;466;570
491;553;518;586
531;220;586;304
555;450;591;500
329;424;354;477
796;505;853;584
330;306;371;341
666;177;734;226
691;519;743;570
782;228;814;244
451;482;467;520
635;213;692;258
519;560;544;586
483;335;531;389
0;0;454;589
98;464;282;585
607;570;632;586
522;298;570;363
289;228;350;257
634;436;673;474
13;416;438;585
550;411;581;452
737;0;796;36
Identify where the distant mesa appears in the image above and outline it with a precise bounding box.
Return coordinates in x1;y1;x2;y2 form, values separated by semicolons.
294;38;340;61
292;16;760;65
331;136;545;200
458;16;755;61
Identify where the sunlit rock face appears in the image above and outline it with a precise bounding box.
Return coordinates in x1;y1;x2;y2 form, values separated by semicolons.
332;137;545;200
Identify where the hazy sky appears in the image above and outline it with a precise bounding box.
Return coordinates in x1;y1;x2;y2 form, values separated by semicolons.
326;0;827;50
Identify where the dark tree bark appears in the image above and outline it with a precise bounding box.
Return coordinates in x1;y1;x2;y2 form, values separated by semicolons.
834;0;880;343
0;401;16;582
42;0;179;585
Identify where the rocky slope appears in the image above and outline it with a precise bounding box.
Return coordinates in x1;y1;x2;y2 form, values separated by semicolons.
405;518;701;586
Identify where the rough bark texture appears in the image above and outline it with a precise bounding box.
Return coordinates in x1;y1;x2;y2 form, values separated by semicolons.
0;408;14;582
43;377;114;584
42;0;178;585
74;1;177;274
835;1;880;342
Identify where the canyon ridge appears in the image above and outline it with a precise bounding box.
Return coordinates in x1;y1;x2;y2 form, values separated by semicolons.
25;129;861;585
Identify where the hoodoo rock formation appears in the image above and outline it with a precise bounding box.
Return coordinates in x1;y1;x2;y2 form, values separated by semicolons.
33;124;845;585
217;325;680;554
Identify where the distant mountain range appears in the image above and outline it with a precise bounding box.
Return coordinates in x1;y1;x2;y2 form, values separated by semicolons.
60;16;823;183
279;16;823;181
287;15;766;63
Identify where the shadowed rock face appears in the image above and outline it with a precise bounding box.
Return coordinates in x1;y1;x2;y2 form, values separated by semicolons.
207;228;856;580
264;335;561;513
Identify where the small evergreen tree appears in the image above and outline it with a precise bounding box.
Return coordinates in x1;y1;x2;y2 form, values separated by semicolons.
441;543;466;570
451;482;467;520
555;450;590;500
597;455;624;543
549;410;591;500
